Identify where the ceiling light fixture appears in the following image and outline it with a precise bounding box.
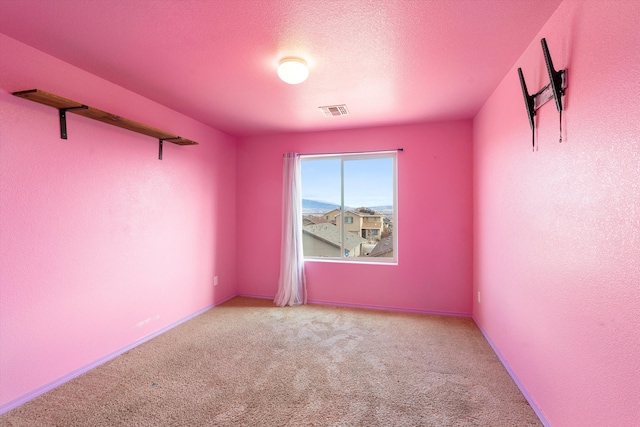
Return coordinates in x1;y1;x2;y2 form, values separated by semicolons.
277;58;309;84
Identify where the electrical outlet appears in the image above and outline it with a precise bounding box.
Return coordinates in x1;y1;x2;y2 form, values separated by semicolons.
478;291;481;303
214;276;219;286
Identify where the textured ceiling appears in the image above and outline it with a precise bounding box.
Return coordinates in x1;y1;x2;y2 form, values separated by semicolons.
0;0;563;137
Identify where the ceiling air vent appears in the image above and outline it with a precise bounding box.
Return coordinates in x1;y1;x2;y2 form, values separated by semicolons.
319;104;349;117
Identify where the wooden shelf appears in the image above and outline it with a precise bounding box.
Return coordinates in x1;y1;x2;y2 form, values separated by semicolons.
13;89;198;147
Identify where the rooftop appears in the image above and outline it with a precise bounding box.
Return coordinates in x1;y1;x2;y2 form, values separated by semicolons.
303;223;366;250
369;235;394;257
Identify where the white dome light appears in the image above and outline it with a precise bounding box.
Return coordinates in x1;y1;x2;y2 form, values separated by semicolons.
277;58;309;84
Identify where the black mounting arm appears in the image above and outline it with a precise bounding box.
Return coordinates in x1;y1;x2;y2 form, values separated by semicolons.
541;38;565;113
518;67;536;149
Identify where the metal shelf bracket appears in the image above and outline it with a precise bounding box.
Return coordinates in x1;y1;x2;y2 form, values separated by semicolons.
59;105;88;139
158;137;183;160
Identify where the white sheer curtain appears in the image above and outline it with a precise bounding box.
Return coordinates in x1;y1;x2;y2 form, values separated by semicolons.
274;153;307;306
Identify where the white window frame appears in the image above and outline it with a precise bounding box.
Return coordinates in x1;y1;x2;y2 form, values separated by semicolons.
301;151;398;264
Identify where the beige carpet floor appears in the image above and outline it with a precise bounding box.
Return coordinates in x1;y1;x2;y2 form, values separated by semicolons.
1;297;541;426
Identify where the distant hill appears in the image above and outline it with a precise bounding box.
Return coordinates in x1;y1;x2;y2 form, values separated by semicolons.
302;199;392;214
302;199;340;213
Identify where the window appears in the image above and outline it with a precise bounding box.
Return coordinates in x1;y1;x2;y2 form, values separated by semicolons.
301;152;397;262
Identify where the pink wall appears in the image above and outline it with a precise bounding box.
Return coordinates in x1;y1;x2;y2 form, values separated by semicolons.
236;122;473;314
473;1;640;425
0;35;237;410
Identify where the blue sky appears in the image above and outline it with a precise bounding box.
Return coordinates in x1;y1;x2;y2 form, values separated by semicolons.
301;157;394;207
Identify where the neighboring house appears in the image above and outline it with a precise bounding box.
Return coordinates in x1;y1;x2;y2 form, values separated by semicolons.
334;207;386;242
334;210;362;237
369;235;394;258
322;208;341;224
302;223;366;258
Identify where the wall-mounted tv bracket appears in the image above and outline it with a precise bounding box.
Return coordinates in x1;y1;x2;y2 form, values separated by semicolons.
518;38;567;150
12;89;198;160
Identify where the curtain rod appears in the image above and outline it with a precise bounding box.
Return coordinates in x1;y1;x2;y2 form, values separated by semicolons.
284;148;403;157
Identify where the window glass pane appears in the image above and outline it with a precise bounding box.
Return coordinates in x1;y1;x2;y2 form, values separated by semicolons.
301;153;396;262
